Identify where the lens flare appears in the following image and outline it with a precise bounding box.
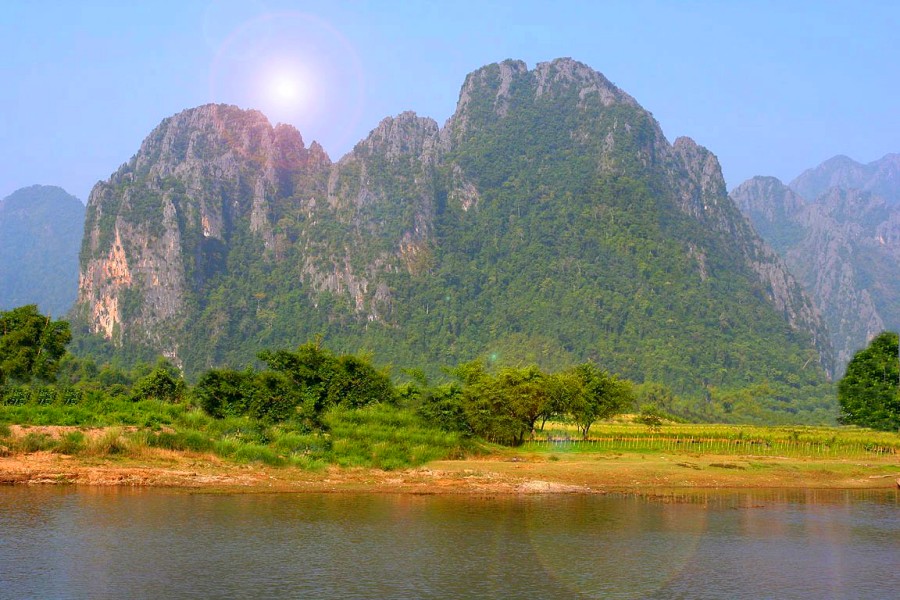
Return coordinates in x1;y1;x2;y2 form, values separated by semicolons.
262;65;311;112
208;11;365;154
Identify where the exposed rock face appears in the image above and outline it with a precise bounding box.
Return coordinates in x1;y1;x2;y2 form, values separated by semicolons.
312;111;440;320
78;104;438;357
0;185;84;316
78;105;323;353
733;170;900;371
76;59;831;393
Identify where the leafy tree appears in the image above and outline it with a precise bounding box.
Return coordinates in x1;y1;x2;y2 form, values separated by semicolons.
195;340;397;425
193;368;256;418
327;354;397;409
0;305;71;385
454;362;550;446
636;404;665;432
838;331;900;431
564;363;634;439
130;359;185;402
417;382;470;435
258;340;339;416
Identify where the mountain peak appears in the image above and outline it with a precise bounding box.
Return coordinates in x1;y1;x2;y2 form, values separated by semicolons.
354;111;440;162
123;103;312;184
1;185;84;315
73;60;832;402
533;57;635;107
790;152;900;203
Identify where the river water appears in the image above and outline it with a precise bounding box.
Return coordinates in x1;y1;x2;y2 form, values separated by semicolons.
0;487;896;599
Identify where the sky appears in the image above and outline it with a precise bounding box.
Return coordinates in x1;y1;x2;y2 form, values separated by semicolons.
2;0;898;203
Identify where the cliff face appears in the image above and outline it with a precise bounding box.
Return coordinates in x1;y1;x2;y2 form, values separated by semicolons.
78;104;325;358
76;59;831;395
733;169;900;372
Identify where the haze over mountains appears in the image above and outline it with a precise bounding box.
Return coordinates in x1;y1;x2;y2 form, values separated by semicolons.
732;153;900;373
0;185;84;316
70;57;831;407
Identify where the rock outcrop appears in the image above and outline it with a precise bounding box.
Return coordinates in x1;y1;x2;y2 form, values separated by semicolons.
733;166;900;372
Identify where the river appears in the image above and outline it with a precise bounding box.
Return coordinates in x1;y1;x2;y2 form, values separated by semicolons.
0;487;896;599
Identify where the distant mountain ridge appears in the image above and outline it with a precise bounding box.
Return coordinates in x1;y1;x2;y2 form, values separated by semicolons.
733;152;900;371
789;153;900;204
0;185;84;316
74;58;831;401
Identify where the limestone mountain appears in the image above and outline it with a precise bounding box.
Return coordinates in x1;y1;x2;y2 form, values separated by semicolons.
0;185;84;315
75;58;831;401
732;157;900;372
789;153;900;204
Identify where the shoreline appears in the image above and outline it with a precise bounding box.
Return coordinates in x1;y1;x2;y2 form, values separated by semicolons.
2;449;898;495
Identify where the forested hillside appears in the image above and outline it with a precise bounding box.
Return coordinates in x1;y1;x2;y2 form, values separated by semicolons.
0;185;84;316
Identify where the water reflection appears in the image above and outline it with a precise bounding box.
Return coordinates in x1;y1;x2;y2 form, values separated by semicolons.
0;488;896;599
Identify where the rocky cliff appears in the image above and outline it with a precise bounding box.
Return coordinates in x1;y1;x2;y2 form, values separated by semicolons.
76;58;832;396
733;164;900;372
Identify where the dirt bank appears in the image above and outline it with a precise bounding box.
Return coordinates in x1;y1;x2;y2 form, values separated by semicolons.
2;447;898;494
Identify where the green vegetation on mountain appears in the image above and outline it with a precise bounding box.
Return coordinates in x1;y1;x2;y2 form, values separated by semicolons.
73;59;834;421
0;185;84;316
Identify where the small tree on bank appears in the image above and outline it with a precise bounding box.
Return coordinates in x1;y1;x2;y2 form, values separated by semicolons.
0;305;71;385
838;331;900;431
564;363;635;439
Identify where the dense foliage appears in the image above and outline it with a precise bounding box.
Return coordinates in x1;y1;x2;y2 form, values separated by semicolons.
0;305;71;385
195;341;395;426
838;332;900;431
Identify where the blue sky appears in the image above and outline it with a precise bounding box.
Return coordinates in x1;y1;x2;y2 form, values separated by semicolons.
2;0;898;202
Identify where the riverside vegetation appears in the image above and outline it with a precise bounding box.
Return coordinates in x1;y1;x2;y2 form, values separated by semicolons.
1;306;897;476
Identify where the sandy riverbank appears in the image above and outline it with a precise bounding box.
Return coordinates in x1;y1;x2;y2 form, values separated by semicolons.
2;447;898;494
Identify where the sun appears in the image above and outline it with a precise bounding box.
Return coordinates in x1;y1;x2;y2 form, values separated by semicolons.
268;71;302;104
259;64;313;119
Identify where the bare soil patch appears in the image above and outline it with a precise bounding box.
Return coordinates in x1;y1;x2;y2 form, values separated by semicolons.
2;443;898;494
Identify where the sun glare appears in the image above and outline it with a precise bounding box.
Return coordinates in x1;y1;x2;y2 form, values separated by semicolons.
269;71;302;104
258;64;314;124
208;11;366;148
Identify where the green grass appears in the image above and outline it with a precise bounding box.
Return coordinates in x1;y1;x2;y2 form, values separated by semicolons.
323;405;467;470
3;394;893;468
0;397;467;470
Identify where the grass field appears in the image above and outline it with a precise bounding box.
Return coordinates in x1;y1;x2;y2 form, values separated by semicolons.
524;421;900;460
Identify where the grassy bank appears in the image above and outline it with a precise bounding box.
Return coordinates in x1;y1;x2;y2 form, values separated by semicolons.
0;398;468;471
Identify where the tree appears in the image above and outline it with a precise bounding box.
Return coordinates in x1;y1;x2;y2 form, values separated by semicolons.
130;358;185;402
0;305;71;385
838;331;900;431
564;363;634;439
454;362;551;446
193;368;256;418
